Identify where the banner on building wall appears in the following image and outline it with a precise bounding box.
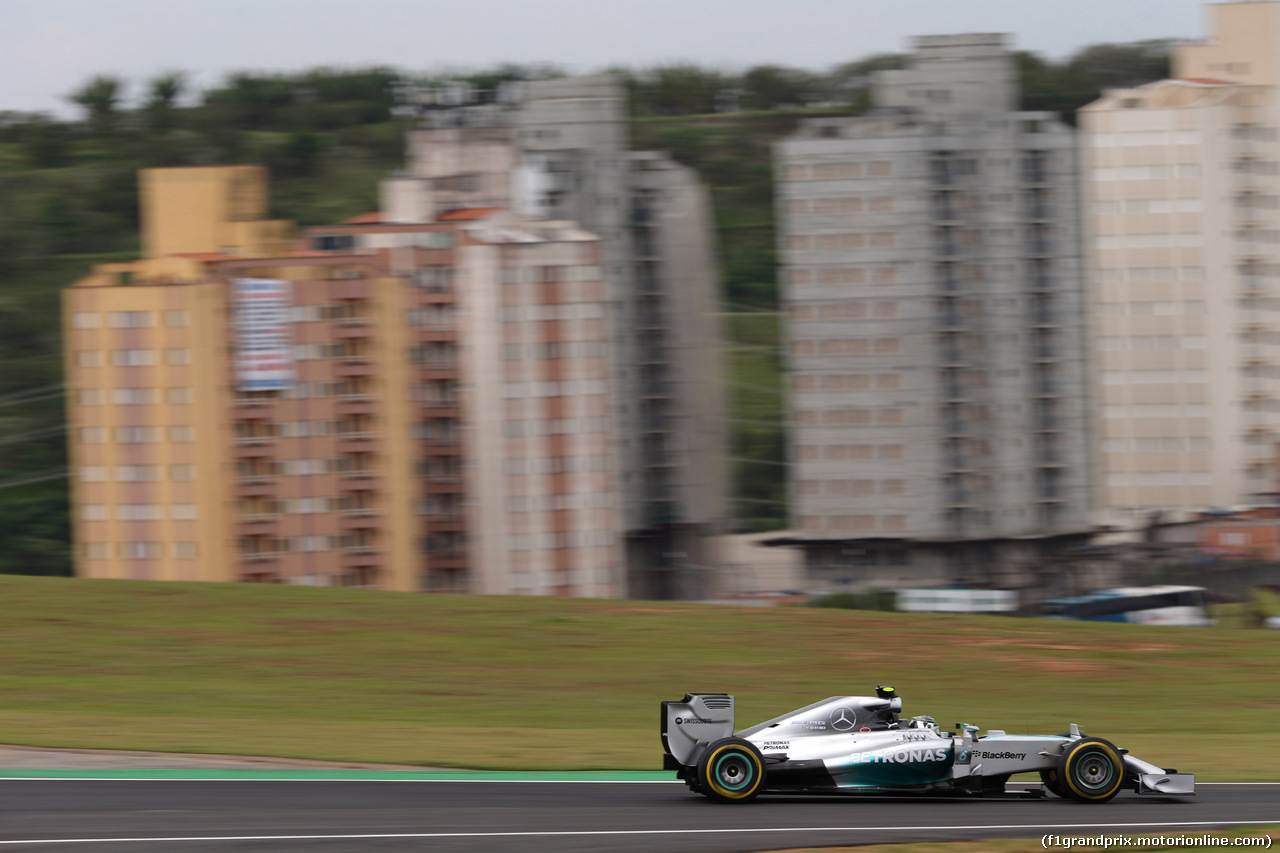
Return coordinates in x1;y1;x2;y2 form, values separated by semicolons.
232;278;295;391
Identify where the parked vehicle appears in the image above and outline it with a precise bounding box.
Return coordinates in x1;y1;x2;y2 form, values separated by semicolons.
1037;585;1212;627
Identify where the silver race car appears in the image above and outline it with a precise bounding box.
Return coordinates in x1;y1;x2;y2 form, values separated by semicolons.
661;687;1194;804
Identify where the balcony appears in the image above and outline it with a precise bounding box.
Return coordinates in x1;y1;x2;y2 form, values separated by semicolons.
234;442;274;459
333;318;373;339
331;279;371;301
340;510;381;530
337;433;377;454
423;400;461;418
1037;449;1064;466
236;516;280;537
1034;414;1060;431
426;552;467;571
235;479;278;499
424;514;466;532
417;326;459;343
339;471;379;492
422;476;464;494
417;366;458;382
336;359;375;378
233;399;276;420
336;395;375;417
640;380;670;398
341;550;382;569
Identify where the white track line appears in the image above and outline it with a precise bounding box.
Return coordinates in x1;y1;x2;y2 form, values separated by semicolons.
0;777;1274;784
2;821;1279;846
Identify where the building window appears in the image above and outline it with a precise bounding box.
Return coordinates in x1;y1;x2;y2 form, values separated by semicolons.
72;312;100;329
115;465;162;482
75;351;103;367
79;466;107;482
84;542;110;560
80;505;108;521
171;465;196;482
167;387;193;404
119;542;162;559
164;310;190;327
166;349;192;365
168;425;195;442
117;504;164;521
111;388;158;405
80;427;106;444
111;349;156;367
114;426;160;443
109;311;154;328
172;542;198;559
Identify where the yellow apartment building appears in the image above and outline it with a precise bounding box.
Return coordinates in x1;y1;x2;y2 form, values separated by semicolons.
63;166;622;595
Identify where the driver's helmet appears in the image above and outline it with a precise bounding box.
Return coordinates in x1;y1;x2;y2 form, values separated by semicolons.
868;685;900;729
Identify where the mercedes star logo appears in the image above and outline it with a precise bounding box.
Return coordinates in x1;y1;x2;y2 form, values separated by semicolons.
830;707;857;732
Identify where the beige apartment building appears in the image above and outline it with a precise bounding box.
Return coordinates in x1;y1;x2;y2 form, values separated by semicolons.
64;165;622;595
1082;2;1280;521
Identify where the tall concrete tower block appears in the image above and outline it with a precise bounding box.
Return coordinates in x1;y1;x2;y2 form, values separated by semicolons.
776;34;1092;588
385;75;728;598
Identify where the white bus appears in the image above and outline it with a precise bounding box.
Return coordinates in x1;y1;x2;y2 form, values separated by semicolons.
1038;585;1213;627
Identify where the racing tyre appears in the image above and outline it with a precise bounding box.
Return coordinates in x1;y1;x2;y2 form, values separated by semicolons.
1057;737;1125;804
696;737;766;803
1040;768;1066;798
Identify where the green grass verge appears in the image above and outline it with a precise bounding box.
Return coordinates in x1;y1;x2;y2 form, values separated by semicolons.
2;575;1278;778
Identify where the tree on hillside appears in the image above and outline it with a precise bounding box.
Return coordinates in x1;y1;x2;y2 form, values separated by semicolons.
741;65;820;111
69;75;124;133
144;72;185;132
1067;39;1175;90
630;64;729;116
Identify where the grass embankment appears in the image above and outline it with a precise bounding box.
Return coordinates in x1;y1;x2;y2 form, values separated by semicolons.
1;575;1277;777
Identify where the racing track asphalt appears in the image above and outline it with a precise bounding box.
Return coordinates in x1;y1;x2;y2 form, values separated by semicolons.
0;778;1276;853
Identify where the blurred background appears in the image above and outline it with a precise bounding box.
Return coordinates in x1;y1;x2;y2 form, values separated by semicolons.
3;1;1280;628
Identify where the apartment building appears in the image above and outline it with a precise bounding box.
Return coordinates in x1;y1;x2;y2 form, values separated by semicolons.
64;165;622;595
775;34;1093;588
1081;1;1280;521
383;75;727;598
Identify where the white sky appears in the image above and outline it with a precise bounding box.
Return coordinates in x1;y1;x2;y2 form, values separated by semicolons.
2;0;1211;117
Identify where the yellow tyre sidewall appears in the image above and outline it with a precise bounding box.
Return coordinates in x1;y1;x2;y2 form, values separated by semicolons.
703;743;764;800
1062;740;1124;802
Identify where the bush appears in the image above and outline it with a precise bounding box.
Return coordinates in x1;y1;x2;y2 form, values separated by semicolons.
808;590;897;611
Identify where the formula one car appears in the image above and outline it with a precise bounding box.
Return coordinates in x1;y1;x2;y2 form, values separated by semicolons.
661;687;1195;804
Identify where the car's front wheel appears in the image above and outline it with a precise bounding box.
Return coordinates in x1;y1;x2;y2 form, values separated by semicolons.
1058;737;1125;803
696;737;766;803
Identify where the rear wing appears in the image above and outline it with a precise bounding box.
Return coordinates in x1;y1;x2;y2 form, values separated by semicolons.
661;693;735;767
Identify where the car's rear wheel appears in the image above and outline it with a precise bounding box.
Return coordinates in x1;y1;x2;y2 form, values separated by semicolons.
1058;737;1125;803
696;738;765;803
